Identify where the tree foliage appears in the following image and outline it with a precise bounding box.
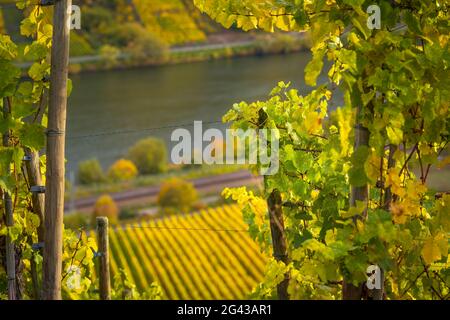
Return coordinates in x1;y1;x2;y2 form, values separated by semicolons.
157;178;199;213
107;159;138;182
127;137;168;175
197;0;450;299
92;194;119;226
78;158;105;185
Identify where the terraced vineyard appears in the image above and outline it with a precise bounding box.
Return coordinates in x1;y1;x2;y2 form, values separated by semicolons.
108;205;267;299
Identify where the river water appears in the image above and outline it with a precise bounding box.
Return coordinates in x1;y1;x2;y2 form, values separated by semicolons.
67;52;327;174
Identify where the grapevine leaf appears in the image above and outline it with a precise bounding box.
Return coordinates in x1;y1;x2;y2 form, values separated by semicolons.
18;123;46;150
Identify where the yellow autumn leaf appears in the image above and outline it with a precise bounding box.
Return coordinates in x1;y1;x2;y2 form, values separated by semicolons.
311;189;320;200
365;152;380;183
386;126;403;145
340;200;366;218
390;202;409;224
259;17;274;32
405;197;422;217
336;107;352;156
304;111;323;134
405;180;427;201
348;32;360;47
275;16;291;31
356;219;365;233
422;233;449;265
386;168;406;197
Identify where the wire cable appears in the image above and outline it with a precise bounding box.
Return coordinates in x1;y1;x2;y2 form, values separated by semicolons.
66;120;224;140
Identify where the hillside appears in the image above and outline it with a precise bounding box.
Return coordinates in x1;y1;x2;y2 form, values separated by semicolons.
132;0;210;44
0;0;228;56
106;205;267;300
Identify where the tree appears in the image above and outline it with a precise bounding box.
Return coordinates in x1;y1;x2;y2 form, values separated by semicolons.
78;158;105;185
92;194;119;226
199;0;450;299
107;159;138;182
157;178;199;213
127;137;168;175
119;23;169;63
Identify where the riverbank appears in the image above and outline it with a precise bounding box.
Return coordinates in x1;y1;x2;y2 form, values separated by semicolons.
70;32;311;73
66;51;314;175
17;32;311;74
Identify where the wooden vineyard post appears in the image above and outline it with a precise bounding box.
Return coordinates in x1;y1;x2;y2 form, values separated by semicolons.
42;0;72;300
25;152;46;238
3;98;16;300
25;148;46;299
97;217;111;300
267;189;290;300
25;89;47;244
23;88;47;299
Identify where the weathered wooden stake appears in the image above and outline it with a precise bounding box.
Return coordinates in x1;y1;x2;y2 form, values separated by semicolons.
24;89;47;299
3;98;16;300
25;148;45;299
42;0;72;300
96;217;111;300
267;189;290;300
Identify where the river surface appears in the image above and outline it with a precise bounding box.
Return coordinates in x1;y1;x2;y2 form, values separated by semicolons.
67;52;330;174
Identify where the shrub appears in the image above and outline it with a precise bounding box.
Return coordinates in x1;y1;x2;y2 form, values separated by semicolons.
127;138;168;175
92;194;119;225
99;44;121;68
70;33;95;57
82;6;115;43
108;159;138;182
78;159;105;185
157;178;198;213
118;23;169;63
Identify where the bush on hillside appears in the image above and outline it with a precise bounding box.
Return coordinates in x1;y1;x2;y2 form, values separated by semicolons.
70;33;95;57
92;194;119;225
82;6;116;45
78;159;105;185
157;178;198;213
118;23;169;63
107;159;138;182
127;137;168;175
99;44;121;68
